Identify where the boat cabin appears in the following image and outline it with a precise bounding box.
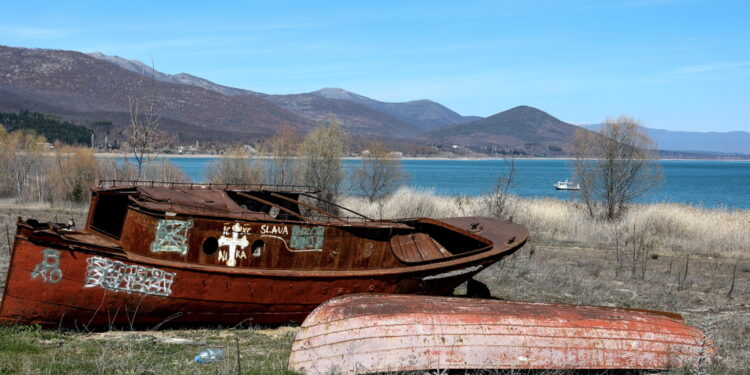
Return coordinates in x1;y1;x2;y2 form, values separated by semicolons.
84;181;494;271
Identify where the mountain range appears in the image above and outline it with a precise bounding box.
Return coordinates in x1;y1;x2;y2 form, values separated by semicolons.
0;46;307;142
0;45;745;156
581;124;750;155
426;106;579;154
85;52;477;133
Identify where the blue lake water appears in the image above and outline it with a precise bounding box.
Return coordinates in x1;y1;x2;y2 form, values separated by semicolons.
160;157;750;209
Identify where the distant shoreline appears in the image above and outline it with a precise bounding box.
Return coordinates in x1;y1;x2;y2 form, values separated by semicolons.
93;152;750;162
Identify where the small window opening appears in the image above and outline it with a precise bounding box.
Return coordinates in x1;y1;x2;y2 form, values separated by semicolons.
269;206;280;218
203;237;219;255
90;193;130;238
251;240;264;257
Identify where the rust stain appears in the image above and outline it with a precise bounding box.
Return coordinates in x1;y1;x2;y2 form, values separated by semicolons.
289;294;716;374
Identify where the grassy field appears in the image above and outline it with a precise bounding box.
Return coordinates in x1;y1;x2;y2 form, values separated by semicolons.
0;197;748;374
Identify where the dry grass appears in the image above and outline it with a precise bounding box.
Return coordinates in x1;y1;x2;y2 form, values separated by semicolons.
340;188;750;258
0;324;296;374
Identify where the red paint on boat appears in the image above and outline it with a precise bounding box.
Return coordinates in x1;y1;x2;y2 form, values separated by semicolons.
289;294;715;373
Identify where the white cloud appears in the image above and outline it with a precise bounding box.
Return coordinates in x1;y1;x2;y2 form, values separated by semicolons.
672;61;750;74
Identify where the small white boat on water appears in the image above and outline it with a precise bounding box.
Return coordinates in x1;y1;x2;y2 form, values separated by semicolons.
554;179;580;190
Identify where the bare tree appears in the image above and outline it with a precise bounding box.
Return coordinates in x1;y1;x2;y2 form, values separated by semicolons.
0;126;48;201
205;146;264;184
99;157;188;183
486;151;518;218
353;142;406;203
299;120;348;211
49;146;100;203
262;126;301;186
573;116;662;220
127;61;173;180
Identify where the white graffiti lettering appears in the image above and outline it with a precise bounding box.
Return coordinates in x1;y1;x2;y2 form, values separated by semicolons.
260;224;288;235
84;256;176;296
223;223;251;236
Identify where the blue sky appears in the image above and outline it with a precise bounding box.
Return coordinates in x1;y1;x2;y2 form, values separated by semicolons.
2;0;748;132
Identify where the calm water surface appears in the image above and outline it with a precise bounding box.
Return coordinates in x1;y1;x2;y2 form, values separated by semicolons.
162;157;750;209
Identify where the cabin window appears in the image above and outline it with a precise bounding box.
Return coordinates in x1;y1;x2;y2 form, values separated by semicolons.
90;193;130;238
228;191;304;221
203;237;219;255
251;240;264;257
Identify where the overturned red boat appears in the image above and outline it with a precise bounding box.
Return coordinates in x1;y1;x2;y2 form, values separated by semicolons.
0;181;527;328
289;294;716;374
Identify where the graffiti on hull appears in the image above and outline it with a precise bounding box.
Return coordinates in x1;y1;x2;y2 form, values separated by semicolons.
31;248;63;284
218;222;250;267
290;225;325;251
150;219;193;255
84;256;176;296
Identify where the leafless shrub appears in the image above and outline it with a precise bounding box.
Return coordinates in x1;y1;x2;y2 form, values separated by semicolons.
485;152;518;218
142;159;189;183
608;223;628;278
352;141;406;204
727;263;738;298
126;61;174;180
98;158;133;181
99;157;188;183
300;120;348;212
48;146;100;203
629;222;657;280
0;126;49;202
609;214;660;280
573;117;663;220
262;126;302;186
205;146;263;184
678;254;691;291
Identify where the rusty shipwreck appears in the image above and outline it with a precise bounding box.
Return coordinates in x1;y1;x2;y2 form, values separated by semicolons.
0;181;528;328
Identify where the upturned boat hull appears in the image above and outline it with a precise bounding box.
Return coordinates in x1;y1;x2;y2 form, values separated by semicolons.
289;294;716;373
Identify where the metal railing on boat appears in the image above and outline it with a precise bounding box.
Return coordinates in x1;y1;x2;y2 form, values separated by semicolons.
95;180;375;223
97;180;318;193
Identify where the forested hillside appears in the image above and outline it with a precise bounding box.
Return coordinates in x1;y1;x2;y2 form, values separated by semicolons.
0;110;92;144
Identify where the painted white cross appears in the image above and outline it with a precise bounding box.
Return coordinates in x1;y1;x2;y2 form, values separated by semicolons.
218;223;249;267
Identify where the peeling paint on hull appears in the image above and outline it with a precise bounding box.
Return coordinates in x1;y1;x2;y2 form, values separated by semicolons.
289;294;716;374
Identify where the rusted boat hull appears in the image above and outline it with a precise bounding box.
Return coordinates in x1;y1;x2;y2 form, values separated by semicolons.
0;236;499;328
289;294;715;374
0;182;529;328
